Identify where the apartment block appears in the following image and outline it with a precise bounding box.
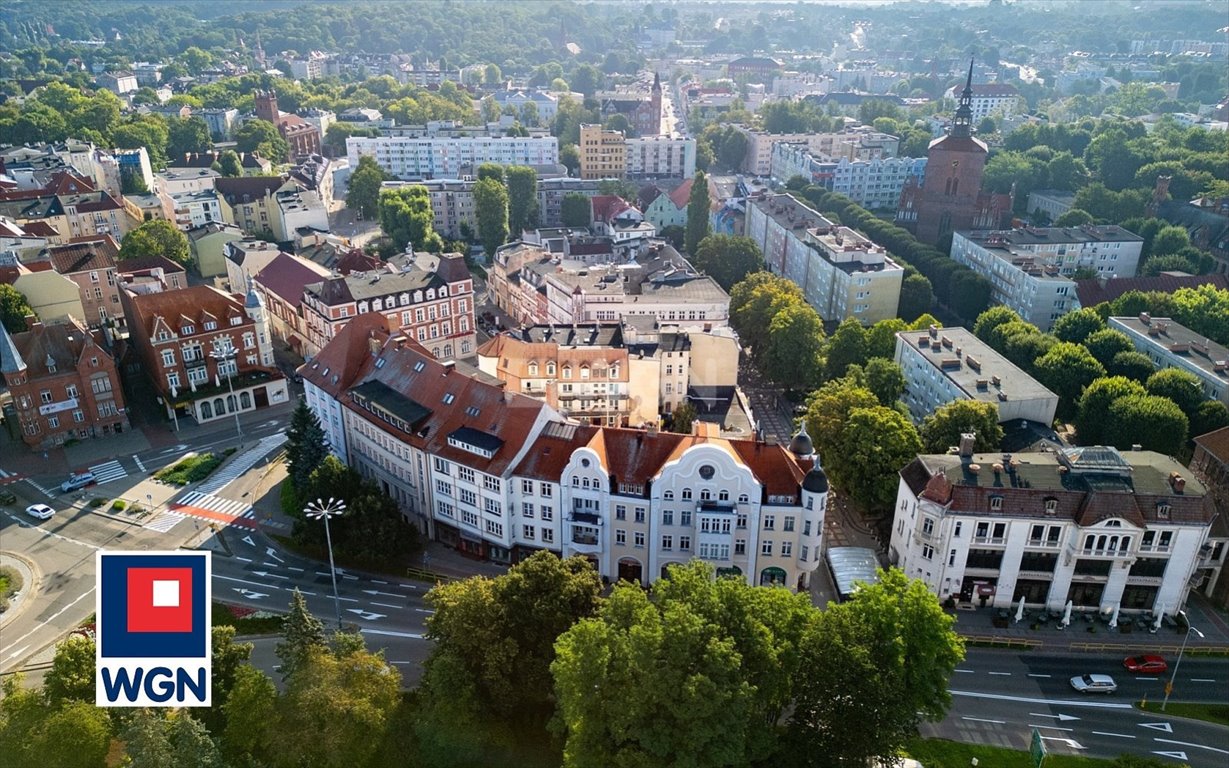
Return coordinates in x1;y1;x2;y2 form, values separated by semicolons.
770;143;926;211
1109;315;1229;405
735;125;901;176
346;128;558;181
579;125;628;180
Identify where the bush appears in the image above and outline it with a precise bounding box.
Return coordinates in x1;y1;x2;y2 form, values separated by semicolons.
89;497;107;508
154;452;224;485
211;602;285;634
0;565;23;612
110;500;127;511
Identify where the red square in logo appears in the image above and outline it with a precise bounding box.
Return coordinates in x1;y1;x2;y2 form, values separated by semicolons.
126;567;194;633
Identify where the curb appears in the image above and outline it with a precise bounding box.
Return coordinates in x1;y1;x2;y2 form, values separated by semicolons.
0;550;42;631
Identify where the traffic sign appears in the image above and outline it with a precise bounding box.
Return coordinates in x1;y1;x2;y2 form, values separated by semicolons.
1030;728;1047;768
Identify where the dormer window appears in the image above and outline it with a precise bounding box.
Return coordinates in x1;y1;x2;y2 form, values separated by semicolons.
527;362;539;376
562;365;572;379
1044;498;1058;514
443;393;455;404
1156;503;1171;519
181;325;194;335
229;315;242;326
989;496;1004;512
580;366;590;380
546;362;556;376
204;321;217;331
358;302;370;314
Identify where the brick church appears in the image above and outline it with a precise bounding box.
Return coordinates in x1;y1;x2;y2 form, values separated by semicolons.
896;61;1013;245
253;90;322;161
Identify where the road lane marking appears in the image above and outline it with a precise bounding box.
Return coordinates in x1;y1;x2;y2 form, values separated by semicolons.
372;602;401;608
961;717;1006;724
1137;677;1158;681
288;567;304;572
371;579;388;585
1029;725;1074;732
1190;678;1215;682
1153;738;1229;756
954;668;975;673
360;628;425;639
215;574;284;591
1140;722;1173;733
1092;732;1135;739
951;690;1132;709
1029;713;1079;722
1152;751;1187;761
987;671;1011;676
7;645;30;659
1028;674;1052;678
237;557;252;562
0;587;96;655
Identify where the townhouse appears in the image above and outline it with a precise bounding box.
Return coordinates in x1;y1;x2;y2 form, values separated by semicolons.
32;236;126;330
891;440;1214;616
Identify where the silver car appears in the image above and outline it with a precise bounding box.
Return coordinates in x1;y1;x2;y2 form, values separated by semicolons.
1070;673;1117;694
60;472;96;492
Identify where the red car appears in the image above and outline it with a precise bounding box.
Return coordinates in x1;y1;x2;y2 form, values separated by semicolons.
1123;655;1168;674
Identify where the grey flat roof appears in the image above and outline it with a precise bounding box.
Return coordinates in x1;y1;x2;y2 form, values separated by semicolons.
1110;316;1229;380
825;547;881;598
898;327;1058;404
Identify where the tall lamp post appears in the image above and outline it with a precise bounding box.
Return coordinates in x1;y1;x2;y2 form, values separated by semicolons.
304;497;346;629
209;341;243;442
1161;611;1204;712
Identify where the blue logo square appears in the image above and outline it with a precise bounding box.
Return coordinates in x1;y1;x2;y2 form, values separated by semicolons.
98;553;209;659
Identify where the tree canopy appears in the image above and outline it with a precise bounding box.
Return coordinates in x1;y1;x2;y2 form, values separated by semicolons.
691;235;765;291
117;219;192;267
378;185;444;253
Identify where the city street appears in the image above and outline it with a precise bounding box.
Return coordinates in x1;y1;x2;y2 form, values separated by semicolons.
927;648;1229;766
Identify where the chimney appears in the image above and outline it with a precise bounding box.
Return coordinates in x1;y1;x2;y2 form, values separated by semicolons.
1131;443;1142;451
958;432;976;459
1172;476;1186;493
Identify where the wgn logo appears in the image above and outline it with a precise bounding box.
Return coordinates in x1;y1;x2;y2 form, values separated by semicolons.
95;551;212;707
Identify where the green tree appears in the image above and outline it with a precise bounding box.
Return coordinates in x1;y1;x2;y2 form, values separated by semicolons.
684;170;711;254
505;165;538;235
1083;328;1134;366
1004;330;1057;372
570;64;604;96
474;176;510;260
973;306;1022;343
1108;350;1156;382
112;115;170;169
898;273;934;322
1192;400;1229;438
166;116;212;160
379;185;444;252
919;400;1005;454
275;589;326;682
1053;307;1105;344
1145;368;1205;420
560;192;591;228
1034;342;1107;420
863;357;906;407
1075;376;1146;445
788;569;963;767
235;119;289;162
669;402;697;434
285;398;329;501
659;224;685;250
270;645;402;768
730;272;805;359
198;625;254;734
949;270;994;322
865;318;907;360
476;162;506;183
216;149;244;178
118;219;191;266
838;406;923;510
1149;225;1191;258
346;155;389;220
1105;394;1188;455
0;284;36;333
764;303;825;391
123;710;223;768
43;634;94;706
805;377;879;468
1054;208;1094;227
220;666;277;766
691;234;765;291
560;143;581;175
823;317;869;382
483;63;503;86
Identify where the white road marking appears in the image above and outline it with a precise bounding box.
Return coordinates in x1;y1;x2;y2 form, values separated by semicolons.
988;671;1011;676
951;690;1132;709
1029;725;1074;732
961;717;1006;724
1092;732;1135;739
288;566;304;572
1029;713;1079;721
1040;737;1085;750
346;608;386;620
1190;678;1215;683
1152;751;1187;761
361;589;402;597
7;645;30;659
240;536;256;547
252;571;289;579
1153;738;1229;756
215;574;283;590
414;608;435;614
954;668;975;674
372;602;401;609
1140;722;1173;733
371;579;388;585
232;587;268;599
0;587;95;656
360;628;425;639
1137;677;1159;681
264;547;284;563
237;557;252;563
1027;674;1052;678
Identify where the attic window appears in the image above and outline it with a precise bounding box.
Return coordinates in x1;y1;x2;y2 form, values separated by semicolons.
1043;498;1058;514
443;393;455;405
182;324;195;335
375;358;386;369
321;367;330;377
465;406;480;417
1156;503;1171;519
229;316;242;326
413;361;426;372
989;496;1004;511
204;321;217;331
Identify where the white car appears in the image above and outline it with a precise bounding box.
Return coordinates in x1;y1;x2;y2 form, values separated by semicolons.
25;504;55;520
1070;673;1117;694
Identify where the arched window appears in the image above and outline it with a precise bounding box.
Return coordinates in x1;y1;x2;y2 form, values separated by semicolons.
547;361;556;376
226;394;237;413
664;490;674;500
528;361;539;376
562;365;572;379
444;344;453;358
214;398;225;416
719;490;730;501
240;391;252;409
738;494;749;504
201;401;213;419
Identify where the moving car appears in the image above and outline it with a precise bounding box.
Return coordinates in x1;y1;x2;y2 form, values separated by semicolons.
60;472;96;493
1070;674;1117;693
1123;655;1168;674
25;504;55;520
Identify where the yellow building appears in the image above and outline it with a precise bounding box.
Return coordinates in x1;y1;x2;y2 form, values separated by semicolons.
579;124;627;180
12;269;86;324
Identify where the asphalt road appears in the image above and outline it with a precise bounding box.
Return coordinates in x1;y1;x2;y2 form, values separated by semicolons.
928;648;1229;766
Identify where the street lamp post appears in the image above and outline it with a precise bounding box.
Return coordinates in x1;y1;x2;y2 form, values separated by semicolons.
304;497;346;630
209;342;243;443
1161;611;1205;712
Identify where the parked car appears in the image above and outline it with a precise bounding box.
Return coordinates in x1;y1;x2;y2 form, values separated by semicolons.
0;490;16;506
1070;674;1117;693
1123;655;1168;674
60;472;96;492
25;503;55;520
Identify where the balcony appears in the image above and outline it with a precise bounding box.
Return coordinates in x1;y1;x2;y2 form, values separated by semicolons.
972;536;1008;546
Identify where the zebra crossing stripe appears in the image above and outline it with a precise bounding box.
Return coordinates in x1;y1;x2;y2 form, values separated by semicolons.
24;478;55;498
88;460;128;484
144;511;184;532
133;455;147;473
194;433;288;495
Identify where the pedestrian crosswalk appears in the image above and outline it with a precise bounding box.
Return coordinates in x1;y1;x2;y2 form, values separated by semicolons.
166;490;257;530
195;433;288;495
24;478;55;498
88;459;128;485
144;511;184;533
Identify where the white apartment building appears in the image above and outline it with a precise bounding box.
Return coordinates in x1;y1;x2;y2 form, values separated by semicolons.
745;193;903;324
770;143;926;211
894;326;1059;427
156;168;220;197
892;441;1215;615
1109;315;1229;405
170;189;223;230
625;135;697;180
346;130;558;181
950;226;1144;332
942;83;1022;122
301;317;830;589
735;125;900;176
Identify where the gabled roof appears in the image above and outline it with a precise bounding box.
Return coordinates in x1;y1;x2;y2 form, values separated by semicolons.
115;254;186;276
215;175;285;204
1075;274;1229;308
1194;426;1229;467
298;313;391;398
253;252;330;308
6;316;99;378
667;177;695;210
42;235;120;274
590;195;633;223
512;422;600;481
126;285;250;339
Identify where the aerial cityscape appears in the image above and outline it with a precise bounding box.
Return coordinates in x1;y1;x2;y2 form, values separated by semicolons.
0;0;1226;765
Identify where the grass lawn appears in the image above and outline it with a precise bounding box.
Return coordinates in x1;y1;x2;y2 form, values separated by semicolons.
155;452;225;486
905;738;1119;767
1136;699;1229;726
212;602;285;634
0;565;21;611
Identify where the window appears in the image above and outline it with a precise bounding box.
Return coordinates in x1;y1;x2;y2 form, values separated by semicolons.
542;528;554;543
679;536;691;552
161;349;176;367
615;505;626;521
167;372;180;390
634;531;644;547
681;488;692;500
48;415;59;428
990;496;1003;511
485;519;503;537
781;541;792;557
680;509;692;526
662;509;673;526
40;390;53;404
459;488;476;506
634;507;645;523
523;525;535;540
783;516;795;532
483;475;501;492
522;479;534;494
436;500;454;518
522;502;535;518
462;509;479;527
484;498;502;516
540;506;553;521
662;535;673;550
540;482;553;498
434;457;449;473
1156;503;1171;519
616;529;626;545
1044;498;1058;514
435;479;452;496
763;515;775;530
954;521;963;538
735;539;746;555
922;544;935;560
458;466;475;483
922;517;935;536
664;490;674;500
761;540;773;556
73;410;84;422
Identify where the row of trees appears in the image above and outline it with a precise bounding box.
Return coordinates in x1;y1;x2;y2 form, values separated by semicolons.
972;306;1229;453
416;552;964;768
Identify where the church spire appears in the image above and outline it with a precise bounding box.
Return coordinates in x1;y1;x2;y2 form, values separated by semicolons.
0;322;27;377
951;58;975;138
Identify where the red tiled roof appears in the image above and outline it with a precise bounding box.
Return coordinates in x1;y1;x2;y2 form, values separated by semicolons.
21;221;60;237
126;285;248;339
1194;426;1229;465
114;254;186;275
513;423;600;480
333;249;383;275
253;253;330;308
728;439;807;500
298;313;390;398
668;178;695;210
590;195;632;223
43;235;120;274
1075;274;1229;308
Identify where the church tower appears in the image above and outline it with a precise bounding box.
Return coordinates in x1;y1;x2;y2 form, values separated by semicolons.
650;72;663;136
896;60;998;245
254;90;279;124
